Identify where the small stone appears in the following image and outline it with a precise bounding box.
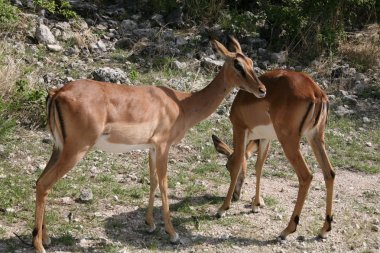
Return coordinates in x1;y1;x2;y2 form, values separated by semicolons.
297;235;306;241
128;174;137;181
79;188;93;202
172;60;186;70
96;40;107;52
5;208;15;213
175;36;188;46
46;44;63;52
363;117;371;123
371;225;379;232
365;142;373;147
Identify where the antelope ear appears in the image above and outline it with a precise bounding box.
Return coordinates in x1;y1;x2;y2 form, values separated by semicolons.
212;134;233;156
211;40;233;59
227;35;242;53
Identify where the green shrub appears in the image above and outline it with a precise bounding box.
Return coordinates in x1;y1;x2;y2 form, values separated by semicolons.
218;10;258;35
0;0;19;29
257;0;377;62
33;0;77;20
184;0;225;24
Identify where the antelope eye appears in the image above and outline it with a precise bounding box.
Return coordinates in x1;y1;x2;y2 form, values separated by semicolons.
234;60;245;77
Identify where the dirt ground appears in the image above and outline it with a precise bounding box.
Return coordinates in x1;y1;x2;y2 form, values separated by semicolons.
1;166;379;253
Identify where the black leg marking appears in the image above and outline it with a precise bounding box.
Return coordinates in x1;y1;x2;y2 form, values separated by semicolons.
294;215;300;225
326;215;333;231
330;170;336;179
32;228;38;237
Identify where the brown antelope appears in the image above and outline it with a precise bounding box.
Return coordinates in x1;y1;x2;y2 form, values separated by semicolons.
32;37;267;253
212;70;335;240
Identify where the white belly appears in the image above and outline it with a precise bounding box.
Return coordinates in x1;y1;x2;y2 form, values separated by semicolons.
94;135;154;153
247;124;277;141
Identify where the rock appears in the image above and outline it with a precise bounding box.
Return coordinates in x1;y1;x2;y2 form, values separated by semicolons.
162;29;175;41
172;60;187;70
365;142;373;147
334;106;355;117
119;19;138;35
371;225;379;232
201;57;224;70
342;94;358;106
363;117;371;123
270;51;287;64
5;208;15;213
91;67;130;84
46;44;63;52
79;188;93;202
133;28;158;39
115;38;134;50
90;40;107;52
35;23;56;45
151;14;165;27
175;36;188;46
96;40;107;52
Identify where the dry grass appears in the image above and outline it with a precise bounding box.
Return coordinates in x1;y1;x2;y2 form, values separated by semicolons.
0;43;23;98
339;24;380;71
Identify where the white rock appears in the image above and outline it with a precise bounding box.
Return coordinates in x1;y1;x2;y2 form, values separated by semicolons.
46;44;63;52
36;23;56;44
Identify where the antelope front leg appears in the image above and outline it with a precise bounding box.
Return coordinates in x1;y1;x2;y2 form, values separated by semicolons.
145;148;158;233
232;157;246;201
156;145;179;243
218;129;246;218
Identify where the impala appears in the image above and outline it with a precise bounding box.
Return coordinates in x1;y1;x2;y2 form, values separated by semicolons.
32;37;266;253
212;70;335;240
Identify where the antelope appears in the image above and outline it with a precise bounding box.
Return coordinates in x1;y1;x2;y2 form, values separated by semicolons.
212;70;335;240
32;37;267;253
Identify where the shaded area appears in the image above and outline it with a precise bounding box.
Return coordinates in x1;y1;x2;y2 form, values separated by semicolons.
103;194;281;250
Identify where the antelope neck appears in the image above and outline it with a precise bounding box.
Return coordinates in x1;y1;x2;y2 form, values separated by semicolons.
181;66;232;128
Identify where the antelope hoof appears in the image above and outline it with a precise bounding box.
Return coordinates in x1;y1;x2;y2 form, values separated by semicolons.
216;209;226;219
42;236;51;246
317;232;328;240
232;191;240;201
252;196;265;213
169;232;180;244
34;246;47;253
147;223;156;234
252;205;261;213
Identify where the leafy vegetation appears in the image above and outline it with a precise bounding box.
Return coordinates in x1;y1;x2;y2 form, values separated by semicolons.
33;0;77;19
0;0;19;29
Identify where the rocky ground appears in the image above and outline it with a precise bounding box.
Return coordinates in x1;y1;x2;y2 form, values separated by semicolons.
0;1;379;253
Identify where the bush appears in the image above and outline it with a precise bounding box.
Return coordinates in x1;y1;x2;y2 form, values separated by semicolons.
33;0;77;20
0;0;19;29
184;0;225;24
256;0;378;62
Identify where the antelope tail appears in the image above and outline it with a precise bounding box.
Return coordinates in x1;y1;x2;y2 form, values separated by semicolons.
46;90;65;150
